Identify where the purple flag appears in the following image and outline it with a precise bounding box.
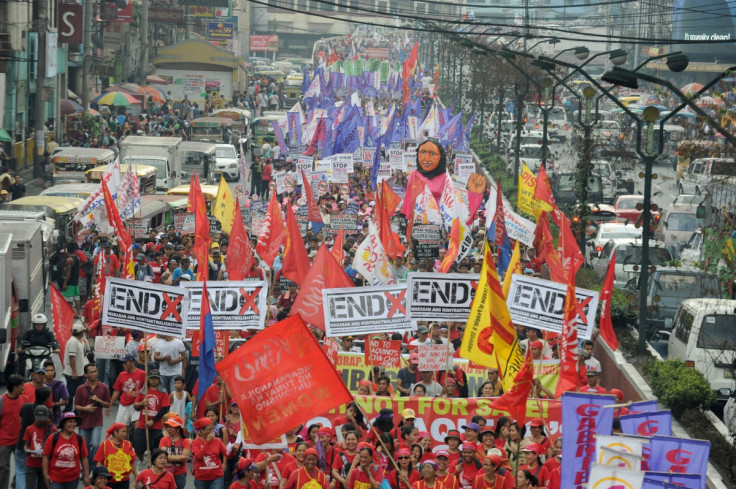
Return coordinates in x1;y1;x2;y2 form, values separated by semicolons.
271;121;288;155
561;392;616;489
619;410;672;437
629;399;659;414
643;477;696;489
287;111;302;149
644;472;705;488
648;436;709;489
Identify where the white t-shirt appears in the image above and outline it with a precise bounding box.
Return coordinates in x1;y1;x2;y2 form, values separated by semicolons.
63;336;88;377
154;338;187;376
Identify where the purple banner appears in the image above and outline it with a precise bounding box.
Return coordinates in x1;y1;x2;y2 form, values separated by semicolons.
619;410;673;437
271;121;288;155
560;392;616;489
648;436;710;489
644;471;705;488
643;479;690;489
629;399;659;414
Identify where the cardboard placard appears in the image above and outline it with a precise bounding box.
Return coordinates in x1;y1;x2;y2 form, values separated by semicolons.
365;339;402;368
94;336;126;359
417;343;451;372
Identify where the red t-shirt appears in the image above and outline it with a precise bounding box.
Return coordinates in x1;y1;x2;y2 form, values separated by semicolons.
281;461;304;483
472;474;506;489
113;369;146;406
230;481;259;489
579;385;607;394
285;466;329;489
437;473;458;489
135;389;171;429
191;437;228;480
196;383;232;419
135;469;177;489
456;461;481;489
43;432;89;483
412;480;446;489
160;436;191;476
256;451;296;489
386;469;421;489
23;383;54;409
348;466;384;489
24;423;57;468
547;467;561;489
330;449;357;481
93;439;137;482
0;394;28;446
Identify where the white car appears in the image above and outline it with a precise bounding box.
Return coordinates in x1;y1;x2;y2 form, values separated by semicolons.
592;238;672;288
592;159;617;204
653;203;703;250
679;157;736;195
585;223;641;265
214;144;240;181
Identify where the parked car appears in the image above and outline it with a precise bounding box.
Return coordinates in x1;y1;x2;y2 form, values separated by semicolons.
553;173;604;207
612;194;661;225
592;238;672;288
585;222;641;265
665;299;736;406
626;266;720;338
654;203;704;252
679;157;736;195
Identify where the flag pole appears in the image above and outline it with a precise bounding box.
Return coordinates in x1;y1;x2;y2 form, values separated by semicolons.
355;402;401;473
144;334;151;468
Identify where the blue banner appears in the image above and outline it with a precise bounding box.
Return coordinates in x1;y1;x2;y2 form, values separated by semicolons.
648;436;709;489
619;410;672;437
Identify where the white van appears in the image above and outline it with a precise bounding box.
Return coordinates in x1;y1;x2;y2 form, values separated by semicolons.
666;299;736;404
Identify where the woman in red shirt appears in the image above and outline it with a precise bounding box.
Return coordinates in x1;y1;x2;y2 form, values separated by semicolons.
517;444;548;487
134;448;177;489
472;457;506;489
280;442;308;487
191;417;228;489
411;460;441;489
43;412;90;488
84;465;115;489
284;448;329;489
133;370;171;462
434;450;457;489
229;457;259;489
386;448;421;489
347;447;383;489
92;422;138;489
159;415;191;489
332;431;359;489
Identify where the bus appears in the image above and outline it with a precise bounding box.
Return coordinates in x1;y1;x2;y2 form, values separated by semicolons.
180;141;217;185
211;108;251;145
127;197;172;239
85;164;157;195
165;184;219;206
191;117;236;144
51;148;116;184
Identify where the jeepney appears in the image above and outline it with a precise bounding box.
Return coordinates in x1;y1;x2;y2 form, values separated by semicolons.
52;148;116;184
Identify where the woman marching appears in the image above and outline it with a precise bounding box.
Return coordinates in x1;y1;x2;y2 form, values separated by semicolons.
92;422;138;489
192;417;229;489
134;448;178;489
159;415;191;489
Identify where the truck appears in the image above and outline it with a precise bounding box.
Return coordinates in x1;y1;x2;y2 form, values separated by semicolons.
119;136;183;192
0;234;13;381
0;221;47;377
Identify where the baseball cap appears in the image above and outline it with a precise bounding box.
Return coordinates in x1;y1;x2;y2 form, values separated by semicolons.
409;352;419;364
417;325;429;334
529;418;544;427
402;408;416;419
148;369;161;379
522;443;545;455
34;405;50;421
91;466;113;479
434;449;450;459
32;365;45;374
122;353;137;362
586;365;600;376
530;340;544;349
137;253;146;260
461;442;477;452
462;422;481;432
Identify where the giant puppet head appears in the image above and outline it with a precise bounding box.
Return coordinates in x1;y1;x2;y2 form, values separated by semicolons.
415;138;447;180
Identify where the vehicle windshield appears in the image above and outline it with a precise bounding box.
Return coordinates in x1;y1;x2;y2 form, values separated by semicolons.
593;164;611;178
617;245;672;265
216;146;237;159
557;175;602;193
548;108;566;121
711;159;736;176
126;158;167;180
617;198;642;210
521;146;543;158
667;213;702;232
599;121;618;130
601;231;641;240
697;315;736;349
651;273;719;298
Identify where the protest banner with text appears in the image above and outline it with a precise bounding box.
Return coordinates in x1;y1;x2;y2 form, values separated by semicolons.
94;336;126;359
365;339;402;368
323;284;411;337
417;343;452;371
181;281;268;330
407;273;479;321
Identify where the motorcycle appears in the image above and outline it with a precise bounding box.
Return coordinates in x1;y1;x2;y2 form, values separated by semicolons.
19;341;54;379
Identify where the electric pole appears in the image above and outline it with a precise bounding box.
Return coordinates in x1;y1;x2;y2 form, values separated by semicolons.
34;0;48;179
81;0;94;109
138;0;149;82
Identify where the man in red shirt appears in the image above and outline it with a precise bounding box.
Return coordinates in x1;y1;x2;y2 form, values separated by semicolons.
97;241;120;277
106;353;146;439
255;449;296;489
133;370;170;461
579;367;606;394
0;375;27;489
24;405;57;489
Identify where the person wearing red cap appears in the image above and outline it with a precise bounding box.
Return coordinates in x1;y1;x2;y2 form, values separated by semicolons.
473;457;506;489
386;448;421;489
92;422;138;489
191;417;228;488
134;448;177;489
485;454;513;488
518;444;548;487
357;380;374;396
417;433;432;462
230;457;258;489
608;389;629;417
159;415;191;489
255;447;296;489
440;377;457;399
442;430;462;469
454;443;482;489
433;450;457;489
283;447;328;489
528;341;549;361
523;419;551;457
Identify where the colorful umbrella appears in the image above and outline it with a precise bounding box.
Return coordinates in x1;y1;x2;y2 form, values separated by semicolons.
60;99;84;115
695;96;724;107
121;83;146;94
146;85;168;99
94;91;140;106
681;83;705;95
146;74;171;85
141;86;165;103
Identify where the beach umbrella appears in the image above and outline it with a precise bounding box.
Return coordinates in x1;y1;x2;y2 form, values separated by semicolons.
142;86;165;103
681;82;705;95
60;99;85;115
94;91;140;106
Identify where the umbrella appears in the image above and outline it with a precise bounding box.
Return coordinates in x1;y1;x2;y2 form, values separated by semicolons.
87;108;100;116
146;74;171;85
0;129;11;142
141;86;165;103
60;99;85;115
121;83;146;94
681;82;705;95
695;96;724;107
145;85;168;99
94;91;140;106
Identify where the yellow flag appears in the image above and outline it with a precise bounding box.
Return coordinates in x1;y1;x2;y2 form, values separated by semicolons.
502;241;522;299
213;175;236;233
517;163;536;216
459;241;525;392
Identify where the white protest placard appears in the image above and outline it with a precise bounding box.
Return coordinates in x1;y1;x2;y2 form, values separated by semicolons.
94;336;126;359
388;148;404;171
102;278;188;337
417;343;452;371
503;208;536;247
329;153;354;183
403;149;417;173
273;171;287;194
377;162;391;183
364;148;376;167
315;159;332;174
407;273;479;321
296;157;313;185
323;284;411;337
455;155;475;186
506;275;599;339
181;281;268;330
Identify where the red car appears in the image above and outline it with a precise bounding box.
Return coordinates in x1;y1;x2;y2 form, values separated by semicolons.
613;195;661;226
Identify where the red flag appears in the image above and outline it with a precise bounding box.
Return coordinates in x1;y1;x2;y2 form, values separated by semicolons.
101;179;133;279
533;165;557;215
533;211;566;283
376;181;405;258
598;250;619;351
282;205;311;286
439;218;461;273
402;172;427;242
289;244;354;331
256;191;285;268
216;314;353;444
301;170;323;224
189;174;211;280
490;347;534;424
303;118;326;157
226;203;254;281
555;272;581;398
331;225;345;265
50;284;74;368
558;213;584;280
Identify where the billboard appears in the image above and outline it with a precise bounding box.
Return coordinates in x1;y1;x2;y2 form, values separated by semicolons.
250;35;279;52
672;0;736;60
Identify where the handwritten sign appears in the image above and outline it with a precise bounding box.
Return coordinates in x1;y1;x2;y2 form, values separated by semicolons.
190;329;230;359
323;337;340;366
417;343;451;372
365;339;401;368
94;336;126;359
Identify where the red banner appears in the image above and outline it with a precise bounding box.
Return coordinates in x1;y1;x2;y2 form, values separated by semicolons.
250;34;278;52
217;315;352;444
50;284;74;368
190;329;229;359
365;339;401;368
